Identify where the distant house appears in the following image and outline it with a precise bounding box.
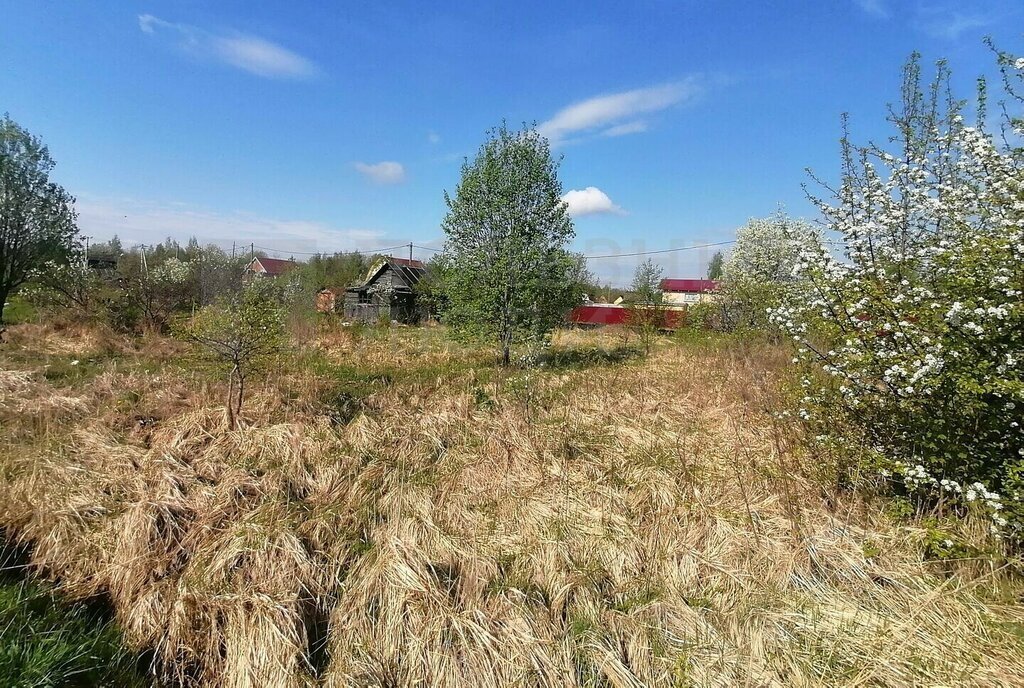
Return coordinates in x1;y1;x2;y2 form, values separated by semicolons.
244;256;297;278
660;278;719;304
86;256;118;271
344;257;427;323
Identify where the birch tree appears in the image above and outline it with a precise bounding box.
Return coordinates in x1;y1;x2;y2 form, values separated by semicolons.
627;259;665;354
440;123;578;365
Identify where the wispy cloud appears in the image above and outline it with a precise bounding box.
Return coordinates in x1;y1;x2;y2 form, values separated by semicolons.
601;121;648;137
138;14;317;79
561;187;624;217
427;131;441;145
538;79;702;145
76;196;385;254
853;1;1001;39
354;161;406;185
914;7;992;40
853;0;890;19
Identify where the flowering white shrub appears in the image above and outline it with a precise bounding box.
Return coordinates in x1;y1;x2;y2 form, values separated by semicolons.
24;257;104;314
719;213;820;330
724;213;819;284
149;257;192;284
771;53;1024;539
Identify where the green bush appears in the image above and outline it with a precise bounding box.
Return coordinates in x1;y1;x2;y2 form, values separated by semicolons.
178;279;287;429
685;302;720;331
0;296;36;325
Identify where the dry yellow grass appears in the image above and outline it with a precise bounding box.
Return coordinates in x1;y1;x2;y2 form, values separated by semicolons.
1;323;1022;687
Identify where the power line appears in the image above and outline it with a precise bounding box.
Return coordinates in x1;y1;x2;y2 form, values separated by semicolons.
416;240;739;259
252;242;413;257
412;240;741;259
584;240;737;260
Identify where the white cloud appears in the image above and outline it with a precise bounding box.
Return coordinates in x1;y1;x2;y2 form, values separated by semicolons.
213;36;315;78
538;79;701;145
853;0;889;18
601;121;648;137
354;161;406;185
138;14;317;79
138;14;162;33
75;195;386;254
560;187;624;217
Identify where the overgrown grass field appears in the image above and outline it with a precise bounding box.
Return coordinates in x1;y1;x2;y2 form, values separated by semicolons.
1;321;1022;686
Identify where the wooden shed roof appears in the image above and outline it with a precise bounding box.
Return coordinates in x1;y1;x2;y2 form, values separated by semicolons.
350;256;427;292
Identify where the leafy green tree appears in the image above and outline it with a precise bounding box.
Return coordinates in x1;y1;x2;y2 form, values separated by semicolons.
303;251;370;291
0;115;78;325
627;259;666;354
89;235;123;264
706;251;724;279
630;258;663;303
179;279;286;429
440;123;578;365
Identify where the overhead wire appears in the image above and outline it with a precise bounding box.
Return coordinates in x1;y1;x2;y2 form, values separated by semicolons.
251;239;746;260
583;240;737;260
252;242;413;257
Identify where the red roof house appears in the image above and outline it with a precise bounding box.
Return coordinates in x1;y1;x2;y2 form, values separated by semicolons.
245;256;298;278
385;257;426;270
660;278;719;304
659;278;719;293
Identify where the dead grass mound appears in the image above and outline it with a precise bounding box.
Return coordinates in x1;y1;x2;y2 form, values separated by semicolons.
1;329;1023;687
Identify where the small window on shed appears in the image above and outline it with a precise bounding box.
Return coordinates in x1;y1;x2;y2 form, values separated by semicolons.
358;291;371;304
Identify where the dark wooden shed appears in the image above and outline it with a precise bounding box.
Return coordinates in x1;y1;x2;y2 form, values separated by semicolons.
344;257;427;323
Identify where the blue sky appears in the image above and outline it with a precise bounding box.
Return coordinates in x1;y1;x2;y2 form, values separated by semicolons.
2;1;1021;284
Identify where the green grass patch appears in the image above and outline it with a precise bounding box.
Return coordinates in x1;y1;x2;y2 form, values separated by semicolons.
1;296;37;326
40;356;107;385
1;542;145;687
540;343;644;371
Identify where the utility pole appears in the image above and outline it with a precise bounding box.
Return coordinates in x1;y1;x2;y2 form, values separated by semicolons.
231;242;235;261
83;236;91;267
250;243;254;261
140;244;149;278
409;242;414;261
